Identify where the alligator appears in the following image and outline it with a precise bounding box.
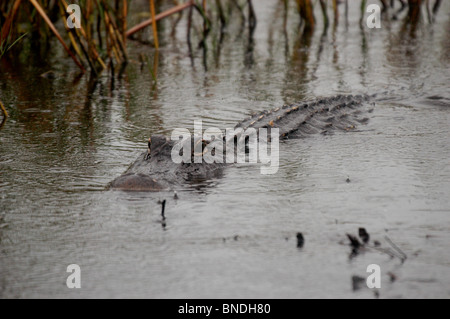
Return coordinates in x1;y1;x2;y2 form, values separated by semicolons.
110;94;373;191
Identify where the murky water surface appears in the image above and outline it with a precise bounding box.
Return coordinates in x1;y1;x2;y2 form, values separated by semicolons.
0;1;449;298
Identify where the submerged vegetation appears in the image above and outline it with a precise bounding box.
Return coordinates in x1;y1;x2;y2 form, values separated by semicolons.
0;30;27;60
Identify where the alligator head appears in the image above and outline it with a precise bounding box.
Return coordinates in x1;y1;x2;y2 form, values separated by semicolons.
109;134;225;191
109;135;176;191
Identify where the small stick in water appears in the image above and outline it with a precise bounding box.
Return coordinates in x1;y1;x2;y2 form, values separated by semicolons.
161;199;166;220
296;232;304;248
385;235;407;262
347;234;361;249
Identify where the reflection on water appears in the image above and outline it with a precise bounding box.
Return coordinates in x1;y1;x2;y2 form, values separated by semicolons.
0;1;449;298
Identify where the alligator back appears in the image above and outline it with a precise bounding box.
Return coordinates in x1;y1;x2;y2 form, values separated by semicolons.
235;94;372;138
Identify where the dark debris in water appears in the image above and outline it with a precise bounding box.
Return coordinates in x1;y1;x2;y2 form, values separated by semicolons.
387;272;397;283
296;232;304;248
346;228;407;263
358;227;370;244
352;275;366;291
352;275;380;298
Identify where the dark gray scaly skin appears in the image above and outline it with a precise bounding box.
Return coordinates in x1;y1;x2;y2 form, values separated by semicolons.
109;94;373;191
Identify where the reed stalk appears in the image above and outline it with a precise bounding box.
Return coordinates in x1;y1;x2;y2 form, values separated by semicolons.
29;0;85;71
332;0;338;24
0;0;21;43
122;0;127;43
60;0;107;70
319;0;329;28
0;0;444;73
127;1;193;37
149;0;159;49
296;0;315;30
0;101;8;119
0;100;7;130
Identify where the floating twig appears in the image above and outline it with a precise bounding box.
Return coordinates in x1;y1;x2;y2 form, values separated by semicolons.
347;233;362;249
385;235;407;262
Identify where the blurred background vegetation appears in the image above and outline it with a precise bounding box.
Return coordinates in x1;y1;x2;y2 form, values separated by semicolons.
0;0;445;125
0;0;443;70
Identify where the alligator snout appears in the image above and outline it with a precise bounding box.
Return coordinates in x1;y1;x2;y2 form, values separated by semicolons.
109;172;166;191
